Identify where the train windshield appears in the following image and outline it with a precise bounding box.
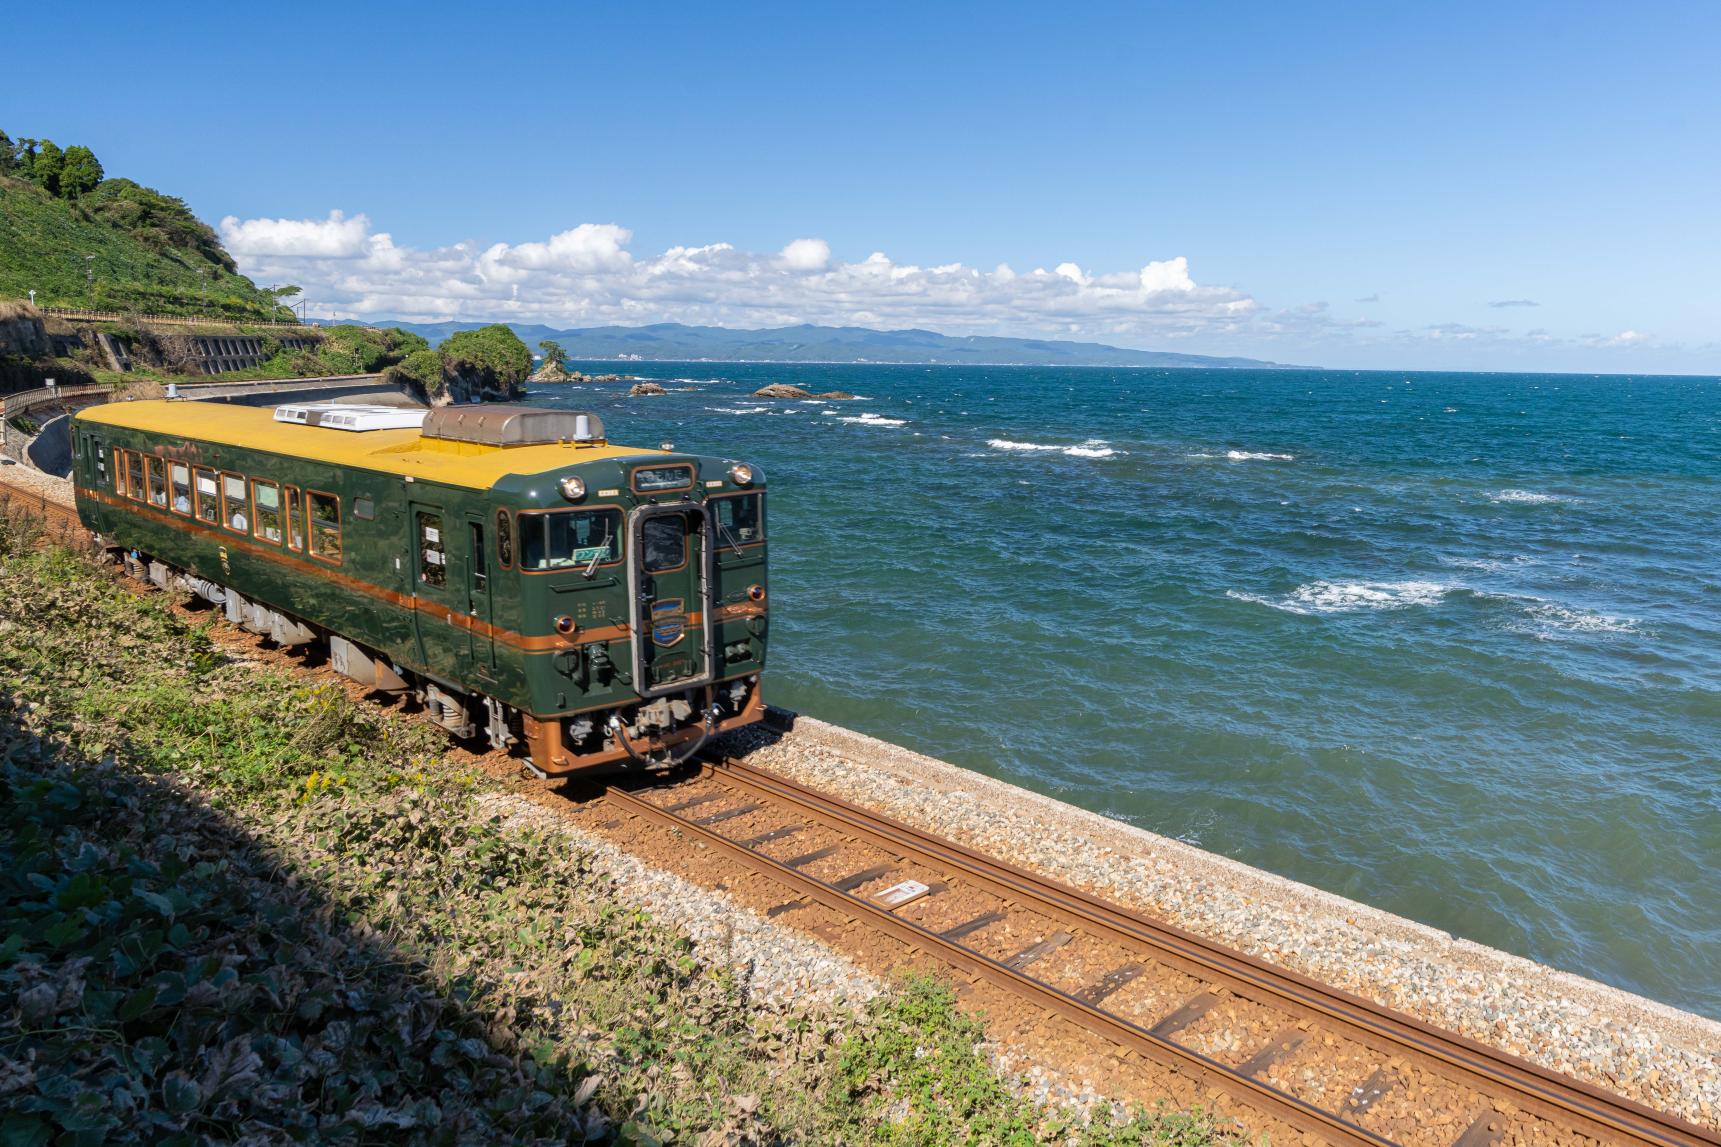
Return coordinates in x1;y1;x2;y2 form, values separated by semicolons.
520;509;623;570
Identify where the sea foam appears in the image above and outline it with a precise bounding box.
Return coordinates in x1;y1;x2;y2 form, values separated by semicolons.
1490;489;1578;505
1227;580;1452;615
836;412;909;427
987;438;1120;459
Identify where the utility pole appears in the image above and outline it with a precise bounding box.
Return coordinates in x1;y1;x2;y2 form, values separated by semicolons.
84;255;95;307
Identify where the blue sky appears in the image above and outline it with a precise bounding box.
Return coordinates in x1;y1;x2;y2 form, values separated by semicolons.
6;1;1718;372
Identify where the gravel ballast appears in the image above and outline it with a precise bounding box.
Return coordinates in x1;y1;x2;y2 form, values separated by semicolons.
725;714;1721;1131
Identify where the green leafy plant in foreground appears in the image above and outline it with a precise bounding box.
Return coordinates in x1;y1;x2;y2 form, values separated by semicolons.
0;516;1232;1144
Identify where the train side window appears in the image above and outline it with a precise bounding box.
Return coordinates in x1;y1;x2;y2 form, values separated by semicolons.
193;467;219;524
222;474;249;533
285;486;304;551
95;443;108;486
169;463;191;515
470;521;487;590
146;458;168;509
125;451;145;502
495;509;513;568
416;511;447;587
111;448;126;496
252;480;283;544
308;491;341;563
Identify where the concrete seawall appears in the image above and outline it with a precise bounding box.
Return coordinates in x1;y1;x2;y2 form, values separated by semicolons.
11;375;409;477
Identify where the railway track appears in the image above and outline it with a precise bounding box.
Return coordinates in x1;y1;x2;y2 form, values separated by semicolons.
604;756;1718;1147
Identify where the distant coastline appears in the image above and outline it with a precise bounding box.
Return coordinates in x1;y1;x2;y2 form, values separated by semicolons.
324;318;1311;370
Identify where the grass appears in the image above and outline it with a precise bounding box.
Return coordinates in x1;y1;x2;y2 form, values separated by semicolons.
0;176;281;320
0;510;1237;1145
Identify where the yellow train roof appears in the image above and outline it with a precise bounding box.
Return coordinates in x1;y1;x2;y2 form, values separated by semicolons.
75;400;665;492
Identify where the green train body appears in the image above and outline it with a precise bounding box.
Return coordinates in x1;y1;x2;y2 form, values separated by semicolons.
70;400;768;773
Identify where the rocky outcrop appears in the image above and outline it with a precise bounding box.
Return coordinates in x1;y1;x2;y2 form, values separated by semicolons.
530;360;573;383
628;382;668;396
0;304;48;358
752;384;856;400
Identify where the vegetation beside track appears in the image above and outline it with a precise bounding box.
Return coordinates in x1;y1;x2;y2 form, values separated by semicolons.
0;509;1230;1145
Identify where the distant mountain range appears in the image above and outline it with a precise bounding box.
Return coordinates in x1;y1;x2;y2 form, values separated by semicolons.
328;319;1304;369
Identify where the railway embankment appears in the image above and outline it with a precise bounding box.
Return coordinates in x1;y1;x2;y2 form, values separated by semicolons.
716;716;1721;1130
0;486;1233;1144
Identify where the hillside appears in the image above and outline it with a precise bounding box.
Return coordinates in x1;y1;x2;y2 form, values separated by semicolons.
0;159;285;320
347;319;1302;368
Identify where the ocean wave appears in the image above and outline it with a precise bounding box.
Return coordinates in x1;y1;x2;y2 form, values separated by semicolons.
1490;489;1579;505
836;412;909;427
1517;601;1640;638
987;437;1120;459
707;406;772;415
1187;450;1296;461
1227;580;1452;615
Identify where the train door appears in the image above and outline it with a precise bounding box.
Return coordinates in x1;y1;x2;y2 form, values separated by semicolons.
464;512;495;677
626;504;715;697
408;500;464;683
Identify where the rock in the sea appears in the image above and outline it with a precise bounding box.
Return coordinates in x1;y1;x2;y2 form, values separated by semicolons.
629;382;668;396
815;391;856;400
753;384;813;399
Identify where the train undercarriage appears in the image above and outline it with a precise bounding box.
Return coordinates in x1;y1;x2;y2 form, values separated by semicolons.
112;546;763;777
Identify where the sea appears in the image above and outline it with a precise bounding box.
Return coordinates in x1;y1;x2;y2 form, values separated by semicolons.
539;362;1721;1019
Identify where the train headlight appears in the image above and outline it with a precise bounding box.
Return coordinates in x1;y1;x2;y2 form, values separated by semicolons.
558;475;587;502
555;615;578;636
728;463;754;487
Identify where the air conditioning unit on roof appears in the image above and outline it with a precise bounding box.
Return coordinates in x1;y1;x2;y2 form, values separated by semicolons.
273;403;429;431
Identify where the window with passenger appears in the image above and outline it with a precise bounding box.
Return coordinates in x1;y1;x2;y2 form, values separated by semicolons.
194;468;219;524
520;509;621;570
146;458;168;509
222;474;248;532
252;480;283;544
170;463;191;515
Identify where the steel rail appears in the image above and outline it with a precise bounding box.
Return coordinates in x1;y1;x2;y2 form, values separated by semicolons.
603;781;1392;1147
676;756;1716;1147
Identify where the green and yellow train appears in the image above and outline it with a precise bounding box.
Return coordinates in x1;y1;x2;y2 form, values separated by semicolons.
70;399;769;774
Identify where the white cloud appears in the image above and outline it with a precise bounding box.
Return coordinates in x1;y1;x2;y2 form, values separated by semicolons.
226;210;1261;341
778;238;830;271
218;209;371;257
1139;256;1195;294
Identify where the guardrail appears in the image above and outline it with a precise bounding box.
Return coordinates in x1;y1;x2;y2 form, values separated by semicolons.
0;374;388;460
35;305;311;330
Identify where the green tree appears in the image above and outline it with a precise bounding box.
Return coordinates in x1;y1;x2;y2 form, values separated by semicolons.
30;139;63;195
441;325;533;396
58;145;103;198
537;339;567;367
0;131;18;174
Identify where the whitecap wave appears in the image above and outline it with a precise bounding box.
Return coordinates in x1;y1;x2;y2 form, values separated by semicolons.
987;437;1120;459
1490;489;1578;505
1227;580;1452;615
707;406;772;415
1519;602;1639;637
1187;450;1295;461
836;412;909;427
